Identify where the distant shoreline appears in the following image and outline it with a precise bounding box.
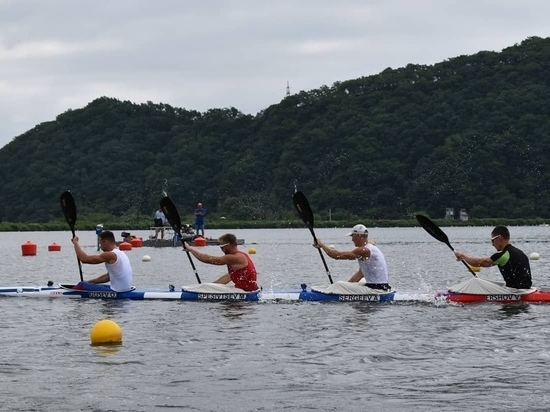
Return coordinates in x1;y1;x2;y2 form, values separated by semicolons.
2;218;549;232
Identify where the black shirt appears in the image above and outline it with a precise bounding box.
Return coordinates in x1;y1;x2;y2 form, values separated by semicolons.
491;244;532;289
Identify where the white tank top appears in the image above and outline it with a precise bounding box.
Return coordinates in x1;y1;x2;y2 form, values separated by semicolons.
357;244;389;284
105;249;133;292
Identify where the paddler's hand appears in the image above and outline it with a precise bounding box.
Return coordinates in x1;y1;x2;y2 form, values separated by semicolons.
182;241;190;251
454;250;465;261
71;236;80;245
313;240;323;249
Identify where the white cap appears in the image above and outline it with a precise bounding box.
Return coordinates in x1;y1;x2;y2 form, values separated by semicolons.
346;224;369;236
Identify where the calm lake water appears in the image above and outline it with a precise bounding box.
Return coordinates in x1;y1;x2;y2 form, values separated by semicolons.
2;225;550;411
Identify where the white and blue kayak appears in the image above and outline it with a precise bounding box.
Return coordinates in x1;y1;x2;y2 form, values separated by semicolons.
0;281;402;302
0;284;261;301
297;282;395;302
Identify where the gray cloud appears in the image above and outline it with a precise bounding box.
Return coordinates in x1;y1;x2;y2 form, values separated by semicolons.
0;0;548;148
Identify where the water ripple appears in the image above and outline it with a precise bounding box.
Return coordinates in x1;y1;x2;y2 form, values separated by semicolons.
2;228;550;411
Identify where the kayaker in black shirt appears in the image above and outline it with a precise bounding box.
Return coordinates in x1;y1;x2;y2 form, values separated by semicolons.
454;226;532;289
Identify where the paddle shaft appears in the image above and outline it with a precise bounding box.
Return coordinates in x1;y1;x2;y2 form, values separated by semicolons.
293;191;333;284
70;226;84;282
442;241;478;278
311;228;334;284
415;214;478;277
160;197;201;284
184;248;201;284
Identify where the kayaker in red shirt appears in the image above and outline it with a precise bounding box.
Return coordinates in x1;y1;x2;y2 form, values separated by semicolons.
183;233;259;291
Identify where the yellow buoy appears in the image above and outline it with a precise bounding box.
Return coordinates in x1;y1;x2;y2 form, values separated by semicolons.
248;247;256;254
468;265;481;272
90;319;122;346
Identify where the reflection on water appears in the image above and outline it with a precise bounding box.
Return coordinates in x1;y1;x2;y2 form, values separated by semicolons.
96;299;134;316
217;301;257;320
92;346;121;357
498;302;531;318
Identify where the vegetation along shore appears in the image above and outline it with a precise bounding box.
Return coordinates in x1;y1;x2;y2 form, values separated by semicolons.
2;217;549;232
1;37;550;225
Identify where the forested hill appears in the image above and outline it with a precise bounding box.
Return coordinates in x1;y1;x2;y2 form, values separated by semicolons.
1;36;550;223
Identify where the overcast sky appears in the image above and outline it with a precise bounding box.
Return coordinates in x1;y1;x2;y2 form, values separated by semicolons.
1;0;549;149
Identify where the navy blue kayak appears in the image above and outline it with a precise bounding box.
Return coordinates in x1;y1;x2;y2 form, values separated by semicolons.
0;283;398;302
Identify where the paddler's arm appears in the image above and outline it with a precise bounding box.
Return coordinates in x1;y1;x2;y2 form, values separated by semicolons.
212;273;231;284
454;251;493;267
86;273;110;284
314;240;366;260
71;237;116;264
182;242;227;266
348;270;364;282
71;236;90;262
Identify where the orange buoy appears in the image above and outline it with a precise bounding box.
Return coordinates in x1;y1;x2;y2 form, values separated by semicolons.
119;241;132;251
21;241;37;256
193;237;206;247
130;237;142;248
48;242;61;251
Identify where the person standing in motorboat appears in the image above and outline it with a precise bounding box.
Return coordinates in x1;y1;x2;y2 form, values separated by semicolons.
71;230;133;292
454;225;532;289
182;233;259;291
194;202;206;237
153;208;167;240
313;224;391;290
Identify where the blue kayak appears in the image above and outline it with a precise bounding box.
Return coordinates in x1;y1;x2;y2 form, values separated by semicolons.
0;283;396;302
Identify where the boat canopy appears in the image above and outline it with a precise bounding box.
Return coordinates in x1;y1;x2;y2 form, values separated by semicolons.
311;281;393;295
448;277;536;295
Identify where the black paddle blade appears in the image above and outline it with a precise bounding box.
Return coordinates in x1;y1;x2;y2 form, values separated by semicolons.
60;190;83;281
161;196;202;284
160;196;182;235
415;214;452;246
60;191;77;231
293;190;332;283
416;214;477;277
293;191;314;229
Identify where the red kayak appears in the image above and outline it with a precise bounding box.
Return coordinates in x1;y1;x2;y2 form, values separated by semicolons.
437;288;550;303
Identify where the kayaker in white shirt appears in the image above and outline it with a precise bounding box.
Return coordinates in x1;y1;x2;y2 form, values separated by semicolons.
313;224;391;290
71;230;133;292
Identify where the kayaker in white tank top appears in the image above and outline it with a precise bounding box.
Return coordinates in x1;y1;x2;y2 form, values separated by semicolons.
313;224;391;290
71;230;133;292
104;248;133;292
357;243;389;284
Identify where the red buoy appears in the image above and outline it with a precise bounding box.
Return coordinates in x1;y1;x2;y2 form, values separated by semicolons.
48;242;61;251
130;237;143;248
21;241;37;256
119;241;132;251
193;237;206;247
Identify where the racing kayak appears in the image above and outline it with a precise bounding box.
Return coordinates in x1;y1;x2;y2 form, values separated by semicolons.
297;283;395;302
0;282;398;302
0;284;261;301
436;289;550;303
9;282;550;303
415;214;549;304
436;278;550;303
38;194;398;303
